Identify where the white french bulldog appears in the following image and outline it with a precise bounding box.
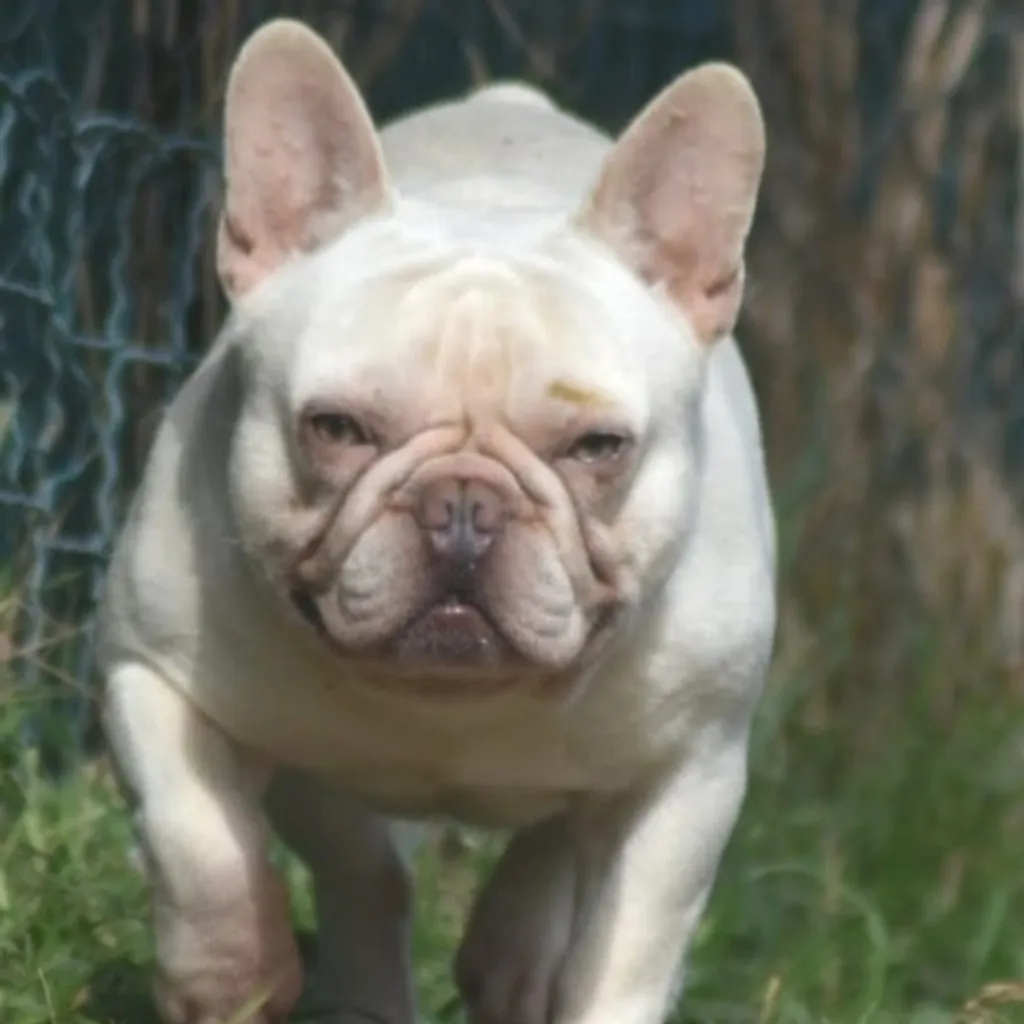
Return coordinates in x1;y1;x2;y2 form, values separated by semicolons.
97;17;776;1024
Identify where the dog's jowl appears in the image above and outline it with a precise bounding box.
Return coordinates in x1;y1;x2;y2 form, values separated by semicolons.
97;18;776;1024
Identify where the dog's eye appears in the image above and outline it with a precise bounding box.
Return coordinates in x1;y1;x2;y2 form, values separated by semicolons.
566;431;631;464
308;412;371;446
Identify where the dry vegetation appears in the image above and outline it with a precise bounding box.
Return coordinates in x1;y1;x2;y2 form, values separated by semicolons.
734;0;1024;708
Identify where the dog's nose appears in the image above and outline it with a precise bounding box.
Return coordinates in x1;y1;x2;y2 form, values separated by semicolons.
416;478;505;561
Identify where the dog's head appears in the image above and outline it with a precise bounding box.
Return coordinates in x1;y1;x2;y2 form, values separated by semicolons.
215;20;765;695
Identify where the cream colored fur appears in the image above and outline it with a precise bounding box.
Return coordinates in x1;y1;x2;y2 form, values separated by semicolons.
97;18;776;1024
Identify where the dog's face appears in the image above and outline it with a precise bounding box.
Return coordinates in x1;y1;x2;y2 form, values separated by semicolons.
214;23;765;693
229;240;693;686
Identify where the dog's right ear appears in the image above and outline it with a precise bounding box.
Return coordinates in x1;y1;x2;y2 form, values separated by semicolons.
574;64;765;346
216;19;392;300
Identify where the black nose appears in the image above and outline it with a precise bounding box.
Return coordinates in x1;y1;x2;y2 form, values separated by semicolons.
416;478;505;562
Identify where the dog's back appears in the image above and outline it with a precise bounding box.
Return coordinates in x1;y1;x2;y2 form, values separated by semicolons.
378;84;610;210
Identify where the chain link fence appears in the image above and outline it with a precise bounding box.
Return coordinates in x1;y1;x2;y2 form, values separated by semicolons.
2;0;1023;760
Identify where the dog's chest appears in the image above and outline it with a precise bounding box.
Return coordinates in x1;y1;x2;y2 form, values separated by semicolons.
276;694;622;825
325;761;585;827
188;645;673;826
305;711;613;825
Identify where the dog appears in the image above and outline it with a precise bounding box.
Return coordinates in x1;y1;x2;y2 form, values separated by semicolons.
96;17;776;1024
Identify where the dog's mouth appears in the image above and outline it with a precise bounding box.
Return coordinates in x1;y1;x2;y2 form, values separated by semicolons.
388;597;508;667
289;587;513;671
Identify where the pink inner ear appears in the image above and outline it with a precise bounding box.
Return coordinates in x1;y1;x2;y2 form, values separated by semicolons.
217;22;391;299
580;64;764;344
233;112;343;251
635;125;751;339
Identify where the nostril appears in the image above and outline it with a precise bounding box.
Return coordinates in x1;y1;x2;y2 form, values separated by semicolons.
417;479;506;559
420;496;454;532
470;498;503;535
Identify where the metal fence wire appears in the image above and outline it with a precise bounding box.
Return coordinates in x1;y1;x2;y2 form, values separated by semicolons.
2;0;1023;757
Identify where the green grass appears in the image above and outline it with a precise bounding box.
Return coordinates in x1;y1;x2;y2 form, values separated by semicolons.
2;658;1024;1024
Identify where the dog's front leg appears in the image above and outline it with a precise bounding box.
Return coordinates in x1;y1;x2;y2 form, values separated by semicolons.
265;768;418;1024
102;662;303;1024
556;740;749;1024
457;736;749;1024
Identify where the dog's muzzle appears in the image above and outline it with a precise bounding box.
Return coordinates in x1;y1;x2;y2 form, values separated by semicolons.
391;475;510;667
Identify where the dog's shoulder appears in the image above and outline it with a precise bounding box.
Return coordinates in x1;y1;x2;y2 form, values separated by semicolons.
97;336;243;669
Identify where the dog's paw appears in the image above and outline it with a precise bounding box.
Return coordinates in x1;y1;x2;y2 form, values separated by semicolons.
456;947;567;1024
454;821;576;1024
152;864;303;1024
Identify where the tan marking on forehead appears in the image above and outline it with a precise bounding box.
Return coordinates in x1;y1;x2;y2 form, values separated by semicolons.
406;262;551;379
381;256;607;420
547;380;614;406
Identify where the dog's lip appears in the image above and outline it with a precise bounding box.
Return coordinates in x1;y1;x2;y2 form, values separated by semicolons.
286;584;615;701
288;586;514;667
423;596;507;644
287;586;541;699
388;596;509;667
284;573;622;700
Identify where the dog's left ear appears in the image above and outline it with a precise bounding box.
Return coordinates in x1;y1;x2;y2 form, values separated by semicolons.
575;64;765;345
216;19;392;300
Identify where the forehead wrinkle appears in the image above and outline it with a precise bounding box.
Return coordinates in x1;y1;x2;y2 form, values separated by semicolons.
443;286;499;394
448;287;530;422
318;250;633;419
404;260;557;383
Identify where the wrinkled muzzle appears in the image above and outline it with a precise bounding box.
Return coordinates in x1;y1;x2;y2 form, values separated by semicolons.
285;431;622;679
